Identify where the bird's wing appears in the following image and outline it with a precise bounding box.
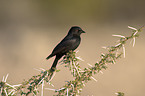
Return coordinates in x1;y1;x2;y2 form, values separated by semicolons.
51;39;76;56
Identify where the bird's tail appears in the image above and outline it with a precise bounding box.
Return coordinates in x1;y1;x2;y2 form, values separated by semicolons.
46;54;53;60
50;56;59;72
48;56;60;81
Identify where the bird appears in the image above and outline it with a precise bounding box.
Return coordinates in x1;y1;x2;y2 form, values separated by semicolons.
46;26;85;72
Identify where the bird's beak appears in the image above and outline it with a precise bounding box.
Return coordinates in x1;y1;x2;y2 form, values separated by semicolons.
81;30;86;33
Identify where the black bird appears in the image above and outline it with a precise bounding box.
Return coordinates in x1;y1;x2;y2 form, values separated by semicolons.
46;26;85;72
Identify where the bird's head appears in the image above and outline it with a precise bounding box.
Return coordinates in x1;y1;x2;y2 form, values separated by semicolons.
68;26;85;36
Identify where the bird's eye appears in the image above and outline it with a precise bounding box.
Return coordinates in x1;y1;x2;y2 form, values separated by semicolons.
78;29;81;32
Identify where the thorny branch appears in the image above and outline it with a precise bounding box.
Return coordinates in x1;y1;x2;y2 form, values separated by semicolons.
0;26;143;96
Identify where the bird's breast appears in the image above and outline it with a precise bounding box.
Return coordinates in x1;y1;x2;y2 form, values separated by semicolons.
69;37;81;50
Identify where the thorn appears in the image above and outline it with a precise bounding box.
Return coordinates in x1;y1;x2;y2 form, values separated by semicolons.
39;68;46;71
41;80;44;96
5;83;15;89
122;44;125;58
133;30;138;36
76;56;84;61
102;46;111;49
47;82;54;87
4;74;9;82
115;93;119;95
91;76;98;82
76;50;79;53
13;84;22;87
46;87;65;91
2;76;4;82
112;34;126;38
71;84;74;91
67;88;69;96
8;89;15;95
115;43;121;47
128;26;137;31
102;46;107;49
33;68;41;72
99;71;104;74
4;89;8;96
45;88;56;91
133;37;136;47
73;62;81;77
87;63;93;67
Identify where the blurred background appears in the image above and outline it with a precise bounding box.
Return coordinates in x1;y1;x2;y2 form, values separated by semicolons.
0;0;145;96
